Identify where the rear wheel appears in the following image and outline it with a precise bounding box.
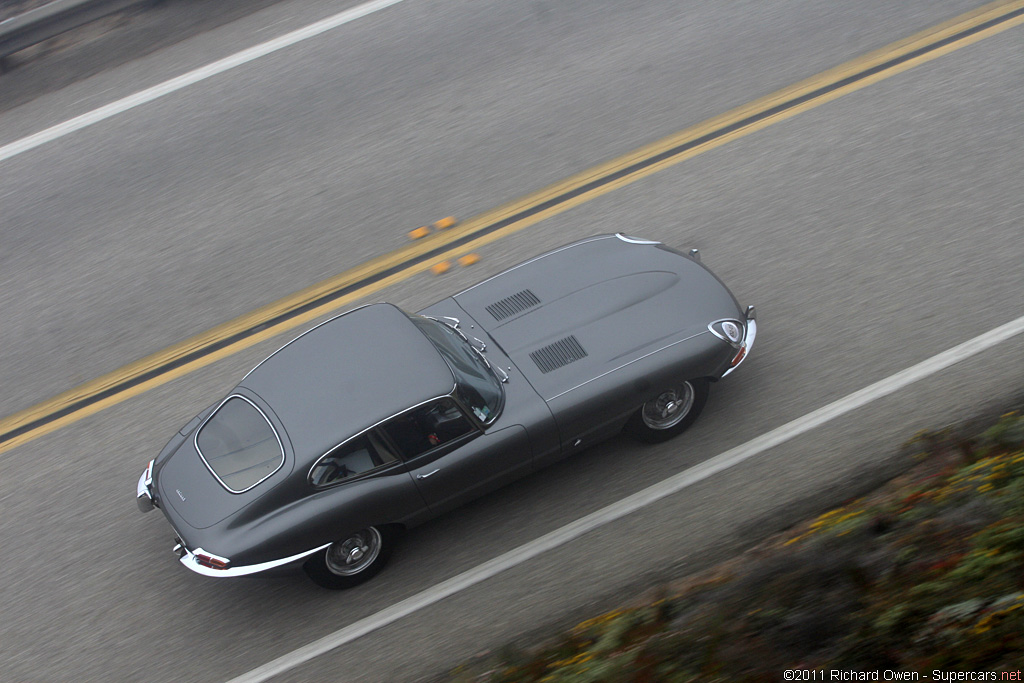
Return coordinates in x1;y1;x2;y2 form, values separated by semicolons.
304;526;395;589
625;379;709;443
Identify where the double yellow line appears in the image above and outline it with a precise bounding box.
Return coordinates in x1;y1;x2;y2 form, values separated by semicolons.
3;0;1023;454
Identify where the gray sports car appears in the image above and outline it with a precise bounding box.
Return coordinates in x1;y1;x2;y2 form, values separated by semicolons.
136;234;756;588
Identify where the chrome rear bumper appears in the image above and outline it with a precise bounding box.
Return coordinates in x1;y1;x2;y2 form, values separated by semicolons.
137;460;155;512
178;543;330;578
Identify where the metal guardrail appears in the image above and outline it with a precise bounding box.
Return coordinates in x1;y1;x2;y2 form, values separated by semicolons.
0;0;155;60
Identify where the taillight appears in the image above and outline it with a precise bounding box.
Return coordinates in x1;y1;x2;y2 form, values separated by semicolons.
729;346;747;368
194;550;230;570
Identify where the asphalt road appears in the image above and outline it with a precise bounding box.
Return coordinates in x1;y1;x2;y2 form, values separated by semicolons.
1;0;1023;681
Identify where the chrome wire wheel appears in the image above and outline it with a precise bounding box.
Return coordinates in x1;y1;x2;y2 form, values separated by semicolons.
325;527;383;576
641;382;696;430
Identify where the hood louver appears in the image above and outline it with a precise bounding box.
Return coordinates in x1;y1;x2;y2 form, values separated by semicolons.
530;336;587;374
486;289;541;321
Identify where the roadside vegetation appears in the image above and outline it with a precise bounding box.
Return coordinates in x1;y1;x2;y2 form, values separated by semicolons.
448;409;1024;681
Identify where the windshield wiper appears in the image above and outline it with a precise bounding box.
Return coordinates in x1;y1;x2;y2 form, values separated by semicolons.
490;362;509;383
467;337;508;383
428;316;508;384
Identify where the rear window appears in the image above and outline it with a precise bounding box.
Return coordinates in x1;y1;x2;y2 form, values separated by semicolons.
196;396;284;493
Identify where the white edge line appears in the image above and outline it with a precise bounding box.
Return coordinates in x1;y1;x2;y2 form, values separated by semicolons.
0;0;406;163
227;313;1024;683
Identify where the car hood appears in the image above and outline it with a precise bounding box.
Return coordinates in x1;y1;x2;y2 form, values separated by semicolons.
452;235;741;400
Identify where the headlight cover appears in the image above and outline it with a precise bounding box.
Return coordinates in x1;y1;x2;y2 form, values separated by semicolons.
708;319;744;345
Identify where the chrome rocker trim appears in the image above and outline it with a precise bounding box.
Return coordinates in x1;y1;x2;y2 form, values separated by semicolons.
179;543;332;578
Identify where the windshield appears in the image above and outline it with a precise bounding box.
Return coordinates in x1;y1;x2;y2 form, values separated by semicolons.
410;316;503;424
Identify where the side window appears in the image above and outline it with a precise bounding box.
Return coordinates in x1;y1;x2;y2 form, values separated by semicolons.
381;398;475;459
310;431;396;488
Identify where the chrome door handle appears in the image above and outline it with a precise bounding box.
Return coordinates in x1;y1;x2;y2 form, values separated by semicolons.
417;469;440;480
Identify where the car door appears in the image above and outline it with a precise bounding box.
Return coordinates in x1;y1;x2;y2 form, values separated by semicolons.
380;397;533;516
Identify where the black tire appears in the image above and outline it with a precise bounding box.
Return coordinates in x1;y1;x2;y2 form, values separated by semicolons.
304;526;395;589
624;379;709;443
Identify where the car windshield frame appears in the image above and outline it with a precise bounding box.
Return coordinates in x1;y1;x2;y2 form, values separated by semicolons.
194;394;285;493
409;315;504;425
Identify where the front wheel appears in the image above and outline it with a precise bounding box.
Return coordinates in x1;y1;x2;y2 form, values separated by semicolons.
304;526;395;589
625;379;709;443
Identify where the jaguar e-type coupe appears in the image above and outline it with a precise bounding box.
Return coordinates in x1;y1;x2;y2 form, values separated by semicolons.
136;234;756;588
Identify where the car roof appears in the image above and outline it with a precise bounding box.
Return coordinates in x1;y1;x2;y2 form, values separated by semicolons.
238;303;455;460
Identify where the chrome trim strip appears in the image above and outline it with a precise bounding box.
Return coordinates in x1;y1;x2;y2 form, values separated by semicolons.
194;394;286;494
456;235;612;295
547;330;709;401
240;303;375;381
614;233;661;245
179;543;331;578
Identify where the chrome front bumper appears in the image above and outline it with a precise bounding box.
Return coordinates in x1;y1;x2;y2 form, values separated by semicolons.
720;305;757;378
